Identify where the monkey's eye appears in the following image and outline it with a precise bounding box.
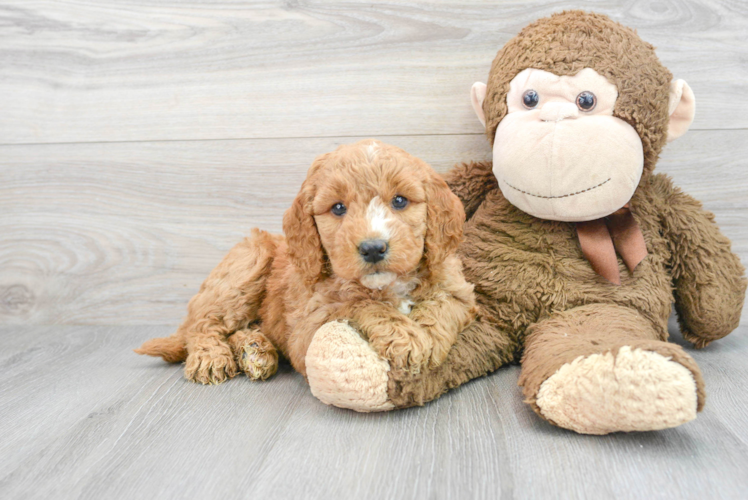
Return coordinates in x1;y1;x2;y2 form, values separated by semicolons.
522;89;539;109
331;202;347;216
576;91;597;111
391;195;408;210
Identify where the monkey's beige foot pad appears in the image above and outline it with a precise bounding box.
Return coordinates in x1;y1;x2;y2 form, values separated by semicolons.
536;346;698;435
306;321;395;412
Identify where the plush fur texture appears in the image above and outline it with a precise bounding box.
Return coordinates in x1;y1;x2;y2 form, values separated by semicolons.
491;67;645;222
306;320;394;412
303;11;746;434
536;346;699;434
136;140;476;384
482;10;672;180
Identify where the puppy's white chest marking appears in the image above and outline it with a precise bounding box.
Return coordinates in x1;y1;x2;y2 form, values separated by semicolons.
398;299;415;315
366;196;393;239
391;279;417;315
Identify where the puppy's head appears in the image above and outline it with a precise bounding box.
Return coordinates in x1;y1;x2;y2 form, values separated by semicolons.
283;140;464;288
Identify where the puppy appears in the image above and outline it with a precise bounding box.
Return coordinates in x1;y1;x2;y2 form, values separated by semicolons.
136;140;476;384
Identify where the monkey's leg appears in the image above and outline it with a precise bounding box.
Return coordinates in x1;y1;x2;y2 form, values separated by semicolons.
229;327;279;381
519;304;705;435
306;310;516;412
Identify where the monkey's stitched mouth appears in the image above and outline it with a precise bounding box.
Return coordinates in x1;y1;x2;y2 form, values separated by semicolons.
502;178;611;199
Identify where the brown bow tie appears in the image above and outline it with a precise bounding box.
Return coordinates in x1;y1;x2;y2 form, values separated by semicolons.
575;205;648;285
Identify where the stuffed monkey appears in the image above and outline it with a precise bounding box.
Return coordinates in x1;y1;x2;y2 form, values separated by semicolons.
303;11;747;434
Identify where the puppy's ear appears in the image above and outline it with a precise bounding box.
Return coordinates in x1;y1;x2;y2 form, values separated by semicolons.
424;170;465;267
283;170;326;286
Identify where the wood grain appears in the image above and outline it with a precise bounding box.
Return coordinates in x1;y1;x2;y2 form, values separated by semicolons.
0;0;746;145
1;131;746;326
0;324;746;499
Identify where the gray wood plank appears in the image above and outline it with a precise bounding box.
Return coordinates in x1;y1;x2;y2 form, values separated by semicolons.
1;131;746;326
0;0;746;145
1;324;746;499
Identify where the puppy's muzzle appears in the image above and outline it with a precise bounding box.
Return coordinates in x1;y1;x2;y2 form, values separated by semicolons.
359;239;388;264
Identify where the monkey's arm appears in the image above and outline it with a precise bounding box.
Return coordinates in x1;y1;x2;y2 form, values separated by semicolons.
656;175;747;347
443;161;498;220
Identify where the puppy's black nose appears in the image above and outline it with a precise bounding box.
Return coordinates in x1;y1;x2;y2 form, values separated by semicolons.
359;239;388;264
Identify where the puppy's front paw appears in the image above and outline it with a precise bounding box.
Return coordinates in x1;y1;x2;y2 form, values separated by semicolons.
428;333;453;369
369;322;433;375
406;314;453;370
184;346;238;385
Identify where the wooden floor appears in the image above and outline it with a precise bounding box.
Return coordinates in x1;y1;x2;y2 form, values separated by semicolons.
1;1;747;498
2;322;748;499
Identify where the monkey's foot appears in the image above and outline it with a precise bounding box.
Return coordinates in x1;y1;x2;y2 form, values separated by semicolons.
306;321;395;412
536;346;698;435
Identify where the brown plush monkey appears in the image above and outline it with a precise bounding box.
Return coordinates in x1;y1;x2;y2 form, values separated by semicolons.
303;11;747;434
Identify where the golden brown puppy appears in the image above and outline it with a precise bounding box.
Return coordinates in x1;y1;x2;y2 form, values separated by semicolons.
136;140;476;384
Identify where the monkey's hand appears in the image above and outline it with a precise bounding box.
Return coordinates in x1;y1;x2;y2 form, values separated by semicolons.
658;175;747;347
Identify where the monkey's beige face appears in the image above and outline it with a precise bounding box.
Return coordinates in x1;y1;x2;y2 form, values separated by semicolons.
492;68;644;221
311;144;429;289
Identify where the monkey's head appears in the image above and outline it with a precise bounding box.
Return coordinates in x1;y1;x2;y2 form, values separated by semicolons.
471;11;695;222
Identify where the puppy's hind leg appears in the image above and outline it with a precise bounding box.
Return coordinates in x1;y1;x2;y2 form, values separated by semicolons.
178;229;279;384
229;327;279;381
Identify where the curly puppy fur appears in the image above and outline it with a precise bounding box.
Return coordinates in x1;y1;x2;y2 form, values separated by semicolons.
136;140;476;384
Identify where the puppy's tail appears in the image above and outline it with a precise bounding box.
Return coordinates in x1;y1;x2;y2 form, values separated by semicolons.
134;335;187;363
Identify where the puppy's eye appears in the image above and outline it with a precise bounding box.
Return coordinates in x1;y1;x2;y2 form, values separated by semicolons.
576;91;596;111
391;195;408;210
331;202;347;216
522;89;539;109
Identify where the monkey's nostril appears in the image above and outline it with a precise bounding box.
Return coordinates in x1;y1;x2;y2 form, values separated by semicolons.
359;239;388;263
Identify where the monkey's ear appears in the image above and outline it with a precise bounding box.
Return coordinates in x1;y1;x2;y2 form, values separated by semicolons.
667;80;696;143
471;82;487;127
